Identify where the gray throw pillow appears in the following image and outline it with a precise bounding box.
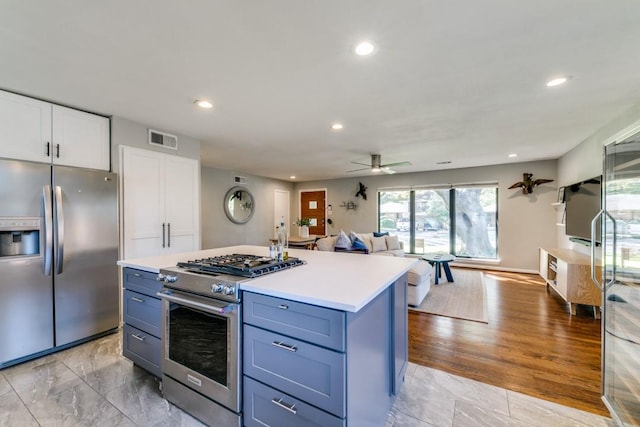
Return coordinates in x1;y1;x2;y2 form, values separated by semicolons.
335;229;351;249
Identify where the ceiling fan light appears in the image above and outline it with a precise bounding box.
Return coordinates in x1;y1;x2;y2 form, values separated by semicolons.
371;166;381;172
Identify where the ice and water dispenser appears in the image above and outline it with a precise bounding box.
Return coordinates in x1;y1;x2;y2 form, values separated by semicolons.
0;218;40;258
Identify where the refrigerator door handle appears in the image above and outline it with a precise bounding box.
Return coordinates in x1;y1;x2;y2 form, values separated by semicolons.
162;223;166;248
167;222;171;248
54;185;65;274
42;185;53;276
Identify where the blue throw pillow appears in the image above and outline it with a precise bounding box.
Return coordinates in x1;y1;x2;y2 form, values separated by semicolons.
351;237;367;250
373;231;389;237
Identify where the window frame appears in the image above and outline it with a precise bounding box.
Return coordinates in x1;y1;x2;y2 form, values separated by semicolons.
377;184;498;260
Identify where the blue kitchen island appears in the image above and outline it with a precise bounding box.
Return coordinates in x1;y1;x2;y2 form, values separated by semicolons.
118;245;418;427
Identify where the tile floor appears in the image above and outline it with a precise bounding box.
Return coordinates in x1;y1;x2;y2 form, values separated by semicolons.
0;330;614;427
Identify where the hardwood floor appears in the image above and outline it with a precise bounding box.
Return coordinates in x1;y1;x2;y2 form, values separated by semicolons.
408;269;608;416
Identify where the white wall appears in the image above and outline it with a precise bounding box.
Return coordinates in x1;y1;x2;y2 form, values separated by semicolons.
294;160;558;272
557;101;640;252
201;167;294;249
110;116;200;172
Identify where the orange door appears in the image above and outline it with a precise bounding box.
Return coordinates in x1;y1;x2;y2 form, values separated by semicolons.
300;190;326;236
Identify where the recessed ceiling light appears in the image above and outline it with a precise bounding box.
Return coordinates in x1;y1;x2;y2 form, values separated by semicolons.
508;153;518;158
354;41;375;56
194;99;213;109
331;123;344;130
546;77;568;87
290;175;296;180
436;161;452;165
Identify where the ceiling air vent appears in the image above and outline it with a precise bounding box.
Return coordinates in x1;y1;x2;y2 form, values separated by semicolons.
148;129;178;150
234;176;247;184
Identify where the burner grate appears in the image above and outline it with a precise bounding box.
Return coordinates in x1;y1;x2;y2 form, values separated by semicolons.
176;254;305;278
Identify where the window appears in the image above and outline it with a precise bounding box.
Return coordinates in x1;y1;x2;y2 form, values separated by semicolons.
379;190;410;250
378;185;498;259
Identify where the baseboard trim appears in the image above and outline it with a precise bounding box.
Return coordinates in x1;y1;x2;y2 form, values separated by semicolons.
450;262;538;275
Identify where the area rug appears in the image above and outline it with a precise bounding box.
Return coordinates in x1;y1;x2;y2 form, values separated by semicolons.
409;268;488;323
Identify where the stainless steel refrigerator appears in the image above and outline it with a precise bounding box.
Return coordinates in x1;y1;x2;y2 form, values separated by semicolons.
595;132;640;425
0;158;118;367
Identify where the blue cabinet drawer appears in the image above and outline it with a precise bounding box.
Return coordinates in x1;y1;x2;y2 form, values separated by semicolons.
123;323;162;378
123;289;162;338
244;376;344;427
244;324;345;417
243;292;345;351
122;267;163;297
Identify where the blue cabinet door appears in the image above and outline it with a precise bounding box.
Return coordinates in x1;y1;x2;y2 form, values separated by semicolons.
122;324;162;377
244;324;346;417
123;289;162;338
243;292;345;351
244;377;345;427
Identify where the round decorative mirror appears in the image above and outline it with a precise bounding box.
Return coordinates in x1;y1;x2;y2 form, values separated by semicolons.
224;186;255;224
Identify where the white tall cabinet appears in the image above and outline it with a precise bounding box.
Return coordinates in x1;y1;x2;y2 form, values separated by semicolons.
121;146;200;259
0;89;110;170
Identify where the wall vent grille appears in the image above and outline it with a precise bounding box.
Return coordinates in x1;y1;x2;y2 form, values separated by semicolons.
148;129;178;150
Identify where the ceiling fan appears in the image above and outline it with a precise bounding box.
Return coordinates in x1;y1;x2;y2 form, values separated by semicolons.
347;154;411;175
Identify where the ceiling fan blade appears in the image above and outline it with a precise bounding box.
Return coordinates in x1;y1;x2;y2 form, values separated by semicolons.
381;167;397;175
350;161;371;167
346;167;370;173
380;161;411;168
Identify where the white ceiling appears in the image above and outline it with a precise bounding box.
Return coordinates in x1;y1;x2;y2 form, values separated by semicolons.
1;1;639;181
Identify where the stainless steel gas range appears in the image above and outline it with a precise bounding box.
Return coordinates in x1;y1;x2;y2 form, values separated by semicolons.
156;254;305;427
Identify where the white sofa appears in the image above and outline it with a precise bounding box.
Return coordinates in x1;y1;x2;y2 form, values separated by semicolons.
407;260;431;307
315;232;431;306
314;232;405;256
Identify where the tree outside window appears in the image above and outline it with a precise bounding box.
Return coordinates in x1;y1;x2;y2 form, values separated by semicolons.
378;186;497;259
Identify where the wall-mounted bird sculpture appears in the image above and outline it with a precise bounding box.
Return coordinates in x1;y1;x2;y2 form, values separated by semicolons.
355;181;368;200
508;173;554;194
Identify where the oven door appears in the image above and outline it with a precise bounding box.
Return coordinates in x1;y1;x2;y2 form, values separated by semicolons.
158;289;241;412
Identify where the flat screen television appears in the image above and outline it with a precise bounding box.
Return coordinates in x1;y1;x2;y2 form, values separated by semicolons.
564;176;602;244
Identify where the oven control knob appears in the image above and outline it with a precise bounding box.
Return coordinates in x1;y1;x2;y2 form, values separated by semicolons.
164;275;178;283
156;274;166;282
224;286;235;295
212;284;224;293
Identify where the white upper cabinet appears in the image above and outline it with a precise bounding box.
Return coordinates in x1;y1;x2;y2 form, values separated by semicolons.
0;90;110;170
52;105;110;170
121;146;200;259
0;90;52;163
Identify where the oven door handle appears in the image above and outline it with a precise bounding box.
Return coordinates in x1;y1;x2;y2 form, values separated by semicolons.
157;291;237;315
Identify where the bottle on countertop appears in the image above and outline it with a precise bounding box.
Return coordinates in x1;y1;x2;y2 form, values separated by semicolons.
269;242;276;260
277;216;288;261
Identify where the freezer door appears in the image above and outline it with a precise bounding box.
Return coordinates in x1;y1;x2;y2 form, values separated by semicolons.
0;159;53;365
52;166;118;346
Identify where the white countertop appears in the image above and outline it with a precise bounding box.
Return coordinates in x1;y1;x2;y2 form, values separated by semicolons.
118;245;419;312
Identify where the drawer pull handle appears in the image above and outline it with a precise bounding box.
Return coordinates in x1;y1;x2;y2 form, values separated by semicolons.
272;341;297;352
131;333;145;342
271;397;297;414
133;273;141;277
278;304;289;310
131;296;145;303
